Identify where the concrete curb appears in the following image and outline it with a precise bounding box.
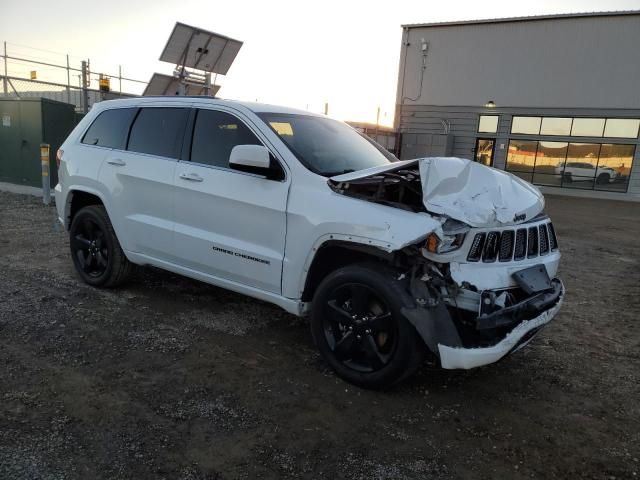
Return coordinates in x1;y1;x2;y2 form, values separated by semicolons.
0;181;44;197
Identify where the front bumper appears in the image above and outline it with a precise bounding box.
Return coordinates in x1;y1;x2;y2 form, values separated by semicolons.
438;279;564;369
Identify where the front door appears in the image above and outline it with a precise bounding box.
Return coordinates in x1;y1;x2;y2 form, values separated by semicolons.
172;107;289;294
475;138;495;166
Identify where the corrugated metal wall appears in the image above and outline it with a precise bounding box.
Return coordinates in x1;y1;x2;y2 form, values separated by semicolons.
396;14;640;110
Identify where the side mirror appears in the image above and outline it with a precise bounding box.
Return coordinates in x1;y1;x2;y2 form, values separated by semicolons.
229;144;284;180
230;145;270;172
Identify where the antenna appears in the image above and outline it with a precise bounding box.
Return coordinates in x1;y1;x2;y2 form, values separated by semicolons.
144;22;243;97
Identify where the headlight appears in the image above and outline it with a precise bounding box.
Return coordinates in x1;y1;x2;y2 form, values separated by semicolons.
423;219;469;254
424;231;466;253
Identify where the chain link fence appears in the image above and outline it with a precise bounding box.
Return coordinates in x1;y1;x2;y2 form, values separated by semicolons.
1;75;137;112
1;42;145;112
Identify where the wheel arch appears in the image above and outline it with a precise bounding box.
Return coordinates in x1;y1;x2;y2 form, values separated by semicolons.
300;240;398;302
65;187;108;231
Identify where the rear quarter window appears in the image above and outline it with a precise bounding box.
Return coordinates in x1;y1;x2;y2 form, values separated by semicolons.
81;108;137;149
127;107;189;159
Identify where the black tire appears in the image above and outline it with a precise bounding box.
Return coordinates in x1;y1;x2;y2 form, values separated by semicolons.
563;172;573;183
310;263;425;389
69;205;132;288
596;173;610;185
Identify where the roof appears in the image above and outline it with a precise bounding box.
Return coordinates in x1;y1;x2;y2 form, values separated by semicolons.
88;96;321;117
402;10;640;29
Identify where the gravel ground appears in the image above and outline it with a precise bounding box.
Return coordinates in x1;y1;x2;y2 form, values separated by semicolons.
0;190;639;479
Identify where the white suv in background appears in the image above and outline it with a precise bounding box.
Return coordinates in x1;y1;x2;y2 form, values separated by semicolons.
55;97;564;389
555;161;619;184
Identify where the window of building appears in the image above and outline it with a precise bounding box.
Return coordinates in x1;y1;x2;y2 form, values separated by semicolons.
506;139;634;193
596;144;635;191
540;117;572;136
603;119;640;139
570;118;605;137
127;108;188;159
562;143;601;188
532;141;568;186
506;140;538;181
82;108;137;149
511;117;541;135
190;109;262;169
478;115;499;133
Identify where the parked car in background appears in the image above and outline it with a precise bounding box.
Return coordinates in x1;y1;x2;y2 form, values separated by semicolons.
54;97;564;389
555;161;619;184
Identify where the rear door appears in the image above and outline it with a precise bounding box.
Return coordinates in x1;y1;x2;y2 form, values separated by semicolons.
99;105;188;259
172;107;289;294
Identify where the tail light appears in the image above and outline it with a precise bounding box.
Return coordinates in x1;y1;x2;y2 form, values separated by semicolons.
56;149;64;169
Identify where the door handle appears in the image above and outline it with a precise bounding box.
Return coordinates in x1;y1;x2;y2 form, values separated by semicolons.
107;158;126;166
179;173;204;182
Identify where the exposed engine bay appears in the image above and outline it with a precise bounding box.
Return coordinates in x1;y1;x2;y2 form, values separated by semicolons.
328;157;546;228
328;164;425;213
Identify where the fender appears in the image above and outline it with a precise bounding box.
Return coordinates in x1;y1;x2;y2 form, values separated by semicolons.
294;226;436;302
61;186;130;252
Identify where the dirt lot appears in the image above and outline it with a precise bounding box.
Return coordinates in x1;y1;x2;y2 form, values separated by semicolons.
0;190;639;479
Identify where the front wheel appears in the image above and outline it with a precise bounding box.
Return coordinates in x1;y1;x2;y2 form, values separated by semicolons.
310;263;424;389
69;205;132;287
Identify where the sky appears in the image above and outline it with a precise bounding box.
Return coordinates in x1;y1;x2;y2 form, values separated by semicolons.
2;0;639;126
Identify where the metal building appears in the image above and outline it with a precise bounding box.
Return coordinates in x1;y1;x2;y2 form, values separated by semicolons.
394;11;640;200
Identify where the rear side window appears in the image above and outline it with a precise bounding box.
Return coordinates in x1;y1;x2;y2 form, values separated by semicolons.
81;108;137;149
191;109;261;168
127;107;189;159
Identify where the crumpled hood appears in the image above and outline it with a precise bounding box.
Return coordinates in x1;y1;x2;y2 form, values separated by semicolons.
330;157;545;227
418;157;544;227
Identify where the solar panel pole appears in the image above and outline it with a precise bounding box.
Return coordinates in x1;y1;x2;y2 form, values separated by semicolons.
204;72;211;96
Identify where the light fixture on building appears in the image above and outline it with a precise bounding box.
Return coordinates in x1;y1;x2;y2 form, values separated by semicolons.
484;100;496;108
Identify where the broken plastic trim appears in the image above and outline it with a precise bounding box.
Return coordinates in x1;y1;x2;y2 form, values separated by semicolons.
438;281;564;369
475;279;562;330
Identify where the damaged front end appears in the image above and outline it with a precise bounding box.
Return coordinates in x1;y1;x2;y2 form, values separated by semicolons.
329;157;563;369
396;248;564;369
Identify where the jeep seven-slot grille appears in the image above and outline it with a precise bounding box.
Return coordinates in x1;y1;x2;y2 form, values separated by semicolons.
466;222;558;262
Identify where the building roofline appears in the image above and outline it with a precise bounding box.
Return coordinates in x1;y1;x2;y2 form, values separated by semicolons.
401;10;640;29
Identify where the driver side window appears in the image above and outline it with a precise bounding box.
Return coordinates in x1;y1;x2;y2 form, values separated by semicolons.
190;109;262;168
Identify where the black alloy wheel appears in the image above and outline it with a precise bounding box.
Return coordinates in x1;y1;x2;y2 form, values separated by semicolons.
311;263;424;389
69;205;132;287
71;216;109;278
323;283;398;373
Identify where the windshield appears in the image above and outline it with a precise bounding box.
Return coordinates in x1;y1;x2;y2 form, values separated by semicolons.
257;113;395;176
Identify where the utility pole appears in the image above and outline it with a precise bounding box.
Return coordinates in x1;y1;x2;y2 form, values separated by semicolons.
3;41;8;95
66;54;71;104
324;102;329;115
375;106;380;144
81;60;89;113
118;65;122;94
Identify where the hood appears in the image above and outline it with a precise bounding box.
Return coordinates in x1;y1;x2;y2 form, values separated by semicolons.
329;157;545;228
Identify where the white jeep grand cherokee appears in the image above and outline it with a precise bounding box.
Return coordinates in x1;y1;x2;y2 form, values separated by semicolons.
55;97;564;389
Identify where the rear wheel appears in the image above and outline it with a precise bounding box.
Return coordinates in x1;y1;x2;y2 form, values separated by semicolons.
596;173;610;185
310;263;424;389
563;172;573;183
70;205;132;287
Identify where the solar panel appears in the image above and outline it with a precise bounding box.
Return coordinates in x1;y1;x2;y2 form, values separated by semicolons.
143;73;220;97
159;22;243;75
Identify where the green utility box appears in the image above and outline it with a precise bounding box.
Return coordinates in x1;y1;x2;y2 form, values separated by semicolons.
0;97;77;188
